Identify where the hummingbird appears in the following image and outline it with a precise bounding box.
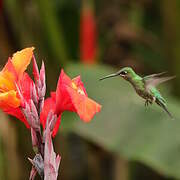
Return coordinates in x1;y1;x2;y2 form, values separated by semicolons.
99;67;175;118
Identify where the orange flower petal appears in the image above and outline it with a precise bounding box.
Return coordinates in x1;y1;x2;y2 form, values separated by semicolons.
66;86;101;122
0;59;17;92
2;58;17;78
0;72;16;92
11;47;34;78
0;90;20;110
55;70;101;122
72;76;88;96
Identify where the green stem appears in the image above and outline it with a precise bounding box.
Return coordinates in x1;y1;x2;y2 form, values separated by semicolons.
35;0;69;66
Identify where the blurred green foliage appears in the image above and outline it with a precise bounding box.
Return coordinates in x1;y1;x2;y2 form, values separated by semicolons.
64;64;180;179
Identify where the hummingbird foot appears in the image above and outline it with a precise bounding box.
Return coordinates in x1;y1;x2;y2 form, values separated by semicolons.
145;99;152;107
145;100;148;107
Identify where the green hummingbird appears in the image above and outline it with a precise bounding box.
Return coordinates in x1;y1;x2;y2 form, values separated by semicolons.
100;67;175;118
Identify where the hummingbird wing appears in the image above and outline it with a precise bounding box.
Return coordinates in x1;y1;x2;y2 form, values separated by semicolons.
143;71;167;79
143;72;175;90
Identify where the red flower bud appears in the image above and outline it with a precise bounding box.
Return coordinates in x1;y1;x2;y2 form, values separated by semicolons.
80;0;97;64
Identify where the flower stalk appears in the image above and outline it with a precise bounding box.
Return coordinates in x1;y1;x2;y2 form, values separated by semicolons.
26;56;59;179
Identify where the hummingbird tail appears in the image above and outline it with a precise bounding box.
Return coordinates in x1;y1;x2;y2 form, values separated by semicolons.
156;98;174;119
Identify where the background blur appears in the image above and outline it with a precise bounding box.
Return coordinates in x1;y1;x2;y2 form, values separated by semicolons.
0;0;180;179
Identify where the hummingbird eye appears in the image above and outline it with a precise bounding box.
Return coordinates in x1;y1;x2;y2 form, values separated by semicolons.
120;71;127;76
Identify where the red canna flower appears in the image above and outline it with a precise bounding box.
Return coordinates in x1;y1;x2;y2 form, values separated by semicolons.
0;47;34;126
41;69;101;137
80;0;97;64
0;47;101;179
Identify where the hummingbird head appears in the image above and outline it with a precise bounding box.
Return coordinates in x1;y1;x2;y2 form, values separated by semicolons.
99;67;136;81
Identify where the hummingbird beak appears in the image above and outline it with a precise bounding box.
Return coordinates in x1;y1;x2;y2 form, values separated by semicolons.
99;73;119;81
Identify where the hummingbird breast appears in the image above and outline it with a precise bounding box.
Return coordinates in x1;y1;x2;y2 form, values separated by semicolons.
132;82;154;102
136;88;153;99
128;76;154;102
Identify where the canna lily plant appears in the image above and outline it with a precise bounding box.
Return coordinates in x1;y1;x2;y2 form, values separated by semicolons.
0;47;101;179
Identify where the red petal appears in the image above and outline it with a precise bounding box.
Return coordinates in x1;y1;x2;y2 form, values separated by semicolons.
52;115;61;137
66;86;101;122
40;96;56;129
58;69;72;86
4;108;30;128
72;76;88;96
55;70;101;122
18;72;33;101
2;58;18;80
55;70;75;113
50;92;56;100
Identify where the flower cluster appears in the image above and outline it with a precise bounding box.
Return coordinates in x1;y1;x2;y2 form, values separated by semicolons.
0;47;101;179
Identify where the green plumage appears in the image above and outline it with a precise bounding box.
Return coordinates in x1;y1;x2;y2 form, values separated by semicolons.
100;67;175;118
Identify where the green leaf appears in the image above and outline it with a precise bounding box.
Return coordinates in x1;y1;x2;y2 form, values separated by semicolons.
62;63;180;179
